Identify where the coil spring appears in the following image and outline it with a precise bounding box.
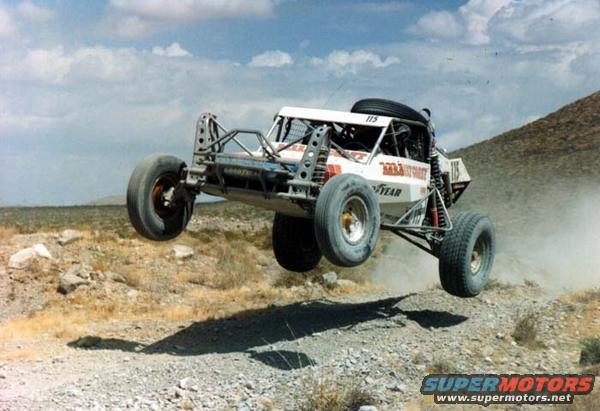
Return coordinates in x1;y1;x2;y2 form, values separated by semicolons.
312;145;330;184
430;154;447;227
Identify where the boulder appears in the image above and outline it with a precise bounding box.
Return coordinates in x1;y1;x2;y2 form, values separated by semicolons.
321;271;338;287
172;245;194;259
58;265;91;294
58;229;82;246
33;244;52;259
8;248;37;269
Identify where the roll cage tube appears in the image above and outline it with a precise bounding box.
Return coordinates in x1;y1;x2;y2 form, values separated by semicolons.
191;108;434;167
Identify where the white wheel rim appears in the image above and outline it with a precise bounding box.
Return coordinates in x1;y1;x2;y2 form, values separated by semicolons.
340;196;368;244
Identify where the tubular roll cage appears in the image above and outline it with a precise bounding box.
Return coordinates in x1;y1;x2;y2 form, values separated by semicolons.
185;111;451;256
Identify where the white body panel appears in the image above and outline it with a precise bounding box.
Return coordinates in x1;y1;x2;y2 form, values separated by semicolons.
278;106;394;128
436;150;471;183
273;143;430;224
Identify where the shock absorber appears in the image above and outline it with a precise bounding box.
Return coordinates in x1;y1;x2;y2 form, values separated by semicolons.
312;144;330;185
430;152;447;228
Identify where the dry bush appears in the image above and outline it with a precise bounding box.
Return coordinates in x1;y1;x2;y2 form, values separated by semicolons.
579;337;600;366
0;226;17;242
427;357;456;374
569;387;599;411
512;311;540;347
581;363;600;376
121;269;143;288
223;227;272;250
0;310;89;340
299;376;377;411
484;278;514;291
572;288;600;304
213;240;260;289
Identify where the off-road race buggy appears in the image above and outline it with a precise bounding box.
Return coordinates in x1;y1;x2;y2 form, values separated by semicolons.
127;99;496;297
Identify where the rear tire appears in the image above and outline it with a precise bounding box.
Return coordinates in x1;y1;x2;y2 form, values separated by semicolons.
314;174;380;267
351;98;428;124
438;212;496;297
127;154;194;241
272;213;322;272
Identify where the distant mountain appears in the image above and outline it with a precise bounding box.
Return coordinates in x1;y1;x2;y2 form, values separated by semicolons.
86;195;126;206
86;194;226;206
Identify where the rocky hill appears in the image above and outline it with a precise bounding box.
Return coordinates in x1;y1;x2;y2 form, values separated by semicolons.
452;91;600;231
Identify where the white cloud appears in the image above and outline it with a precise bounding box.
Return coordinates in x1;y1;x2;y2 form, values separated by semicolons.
413;0;600;47
152;42;191;57
413;11;464;40
312;49;400;73
17;1;56;22
2;46;143;85
490;0;600;45
98;14;156;39
0;6;17;39
248;50;293;67
109;0;275;22
412;0;511;44
102;0;277;38
458;0;512;44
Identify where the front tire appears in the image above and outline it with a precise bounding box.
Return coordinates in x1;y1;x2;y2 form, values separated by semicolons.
272;213;322;272
127;154;194;241
314;174;380;267
438;212;496;297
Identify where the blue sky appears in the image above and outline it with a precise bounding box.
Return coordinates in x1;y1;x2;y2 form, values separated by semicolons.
1;0;599;205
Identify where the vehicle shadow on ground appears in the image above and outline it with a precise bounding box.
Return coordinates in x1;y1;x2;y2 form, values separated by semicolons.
67;295;467;368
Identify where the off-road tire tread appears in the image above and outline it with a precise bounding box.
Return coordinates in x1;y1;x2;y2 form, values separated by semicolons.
314;174;380;267
272;213;322;272
351;98;428;124
127;154;192;241
439;211;491;297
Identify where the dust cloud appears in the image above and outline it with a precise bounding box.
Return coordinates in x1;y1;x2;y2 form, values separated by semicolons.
373;186;600;295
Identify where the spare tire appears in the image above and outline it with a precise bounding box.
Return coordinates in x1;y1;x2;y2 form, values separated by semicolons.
351;98;428;124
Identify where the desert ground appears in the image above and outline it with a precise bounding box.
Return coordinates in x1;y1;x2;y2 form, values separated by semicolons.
1;93;600;410
0;201;598;411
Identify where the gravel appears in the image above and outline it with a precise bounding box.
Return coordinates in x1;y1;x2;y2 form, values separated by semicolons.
0;282;589;410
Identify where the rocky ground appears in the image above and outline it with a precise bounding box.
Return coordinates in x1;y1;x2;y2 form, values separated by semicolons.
0;207;598;410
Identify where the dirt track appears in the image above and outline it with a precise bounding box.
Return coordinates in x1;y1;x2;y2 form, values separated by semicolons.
1;281;597;410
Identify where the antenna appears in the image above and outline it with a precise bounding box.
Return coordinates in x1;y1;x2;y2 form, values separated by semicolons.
321;80;346;109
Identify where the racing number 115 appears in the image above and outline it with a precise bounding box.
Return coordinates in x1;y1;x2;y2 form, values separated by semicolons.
365;115;378;123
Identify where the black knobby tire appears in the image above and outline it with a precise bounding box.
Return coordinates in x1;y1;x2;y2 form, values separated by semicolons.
272;213;322;272
351;98;428;124
127;154;194;241
314;174;380;267
438;212;496;297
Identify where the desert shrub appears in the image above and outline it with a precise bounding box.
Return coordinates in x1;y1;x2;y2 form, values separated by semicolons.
121;270;143;288
573;288;600;304
427;357;456;374
580;336;600;366
570;387;599;411
484;278;514;290
512;311;539;347
299;377;377;411
214;240;259;289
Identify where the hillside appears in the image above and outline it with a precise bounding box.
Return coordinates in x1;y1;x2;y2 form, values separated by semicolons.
452;91;600;231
